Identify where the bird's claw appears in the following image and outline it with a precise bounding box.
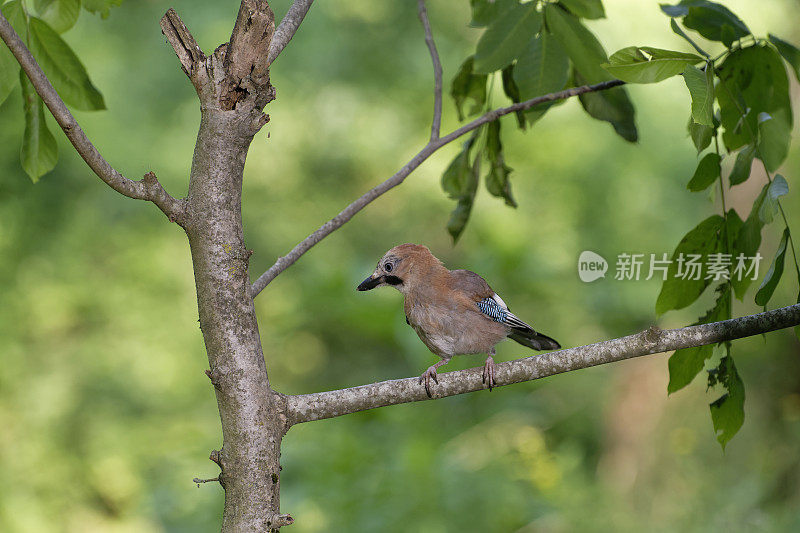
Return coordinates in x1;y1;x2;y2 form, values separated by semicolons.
482;356;496;391
419;366;439;398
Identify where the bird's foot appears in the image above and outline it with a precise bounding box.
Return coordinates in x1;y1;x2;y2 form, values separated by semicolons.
482;355;496;391
418;365;439;398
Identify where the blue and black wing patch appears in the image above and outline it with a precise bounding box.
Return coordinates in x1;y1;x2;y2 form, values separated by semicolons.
476;296;533;332
477;294;561;351
477;297;508;323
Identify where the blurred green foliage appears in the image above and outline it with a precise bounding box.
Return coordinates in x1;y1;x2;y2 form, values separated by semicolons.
1;0;800;531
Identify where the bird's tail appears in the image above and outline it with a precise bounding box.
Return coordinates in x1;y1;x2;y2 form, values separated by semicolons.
509;329;561;351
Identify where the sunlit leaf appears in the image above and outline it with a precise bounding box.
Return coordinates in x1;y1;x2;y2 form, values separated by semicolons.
473;2;541;74
728;144;755;186
27;16;105;110
559;0;605;20
754;227;789;307
686;152;720;192
603;46;703;84
34;0;80;33
688;119;713;153
19;71;58;182
682;64;714;126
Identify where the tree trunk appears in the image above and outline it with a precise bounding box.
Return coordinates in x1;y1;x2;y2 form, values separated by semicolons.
185;104;288;530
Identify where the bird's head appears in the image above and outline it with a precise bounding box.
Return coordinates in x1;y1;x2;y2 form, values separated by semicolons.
357;243;442;293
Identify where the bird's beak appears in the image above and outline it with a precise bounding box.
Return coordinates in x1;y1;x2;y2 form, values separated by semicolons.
357;275;382;291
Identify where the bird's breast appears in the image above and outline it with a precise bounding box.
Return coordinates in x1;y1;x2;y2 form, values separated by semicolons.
404;292;508;357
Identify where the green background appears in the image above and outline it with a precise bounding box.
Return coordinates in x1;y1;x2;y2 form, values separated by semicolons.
1;0;800;531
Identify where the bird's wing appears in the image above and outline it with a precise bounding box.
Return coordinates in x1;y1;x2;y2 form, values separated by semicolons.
450;270;534;332
475;294;534;332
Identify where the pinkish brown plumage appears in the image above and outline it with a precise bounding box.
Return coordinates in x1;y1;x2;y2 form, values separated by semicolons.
357;243;560;396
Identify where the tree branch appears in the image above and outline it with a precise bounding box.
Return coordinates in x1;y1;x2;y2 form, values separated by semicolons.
285;303;800;424
417;0;442;141
0;12;185;223
268;0;314;65
251;79;625;295
160;8;209;96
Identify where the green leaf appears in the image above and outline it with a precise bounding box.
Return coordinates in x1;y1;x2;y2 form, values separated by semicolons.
442;133;481;242
0;38;19;106
450;57;487;121
0;1;25;105
670;18;709;58
513;31;569;125
758;111;791;173
500;65;526;129
682;64;714;126
445;142;482;243
728;144;755;186
558;0;605;20
755;227;789;307
603;46;703;84
656;214;725;314
473;2;541;74
469;0;517;28
758;174;788;225
688;119;713;153
669;345;713;394
547;5;638;141
668;283;730;393
484;120;516;207
768;33;800;83
34;0;80;33
661;1;750;45
717;45;792;167
687;152;720;192
19;71;58;182
82;0;123;19
731;188;770;299
27;16;105;110
708;354;745;450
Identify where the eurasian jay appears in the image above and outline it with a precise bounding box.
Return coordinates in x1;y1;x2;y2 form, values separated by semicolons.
357;243;560;396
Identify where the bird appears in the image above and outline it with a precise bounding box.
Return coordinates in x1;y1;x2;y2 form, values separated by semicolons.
357;243;560;397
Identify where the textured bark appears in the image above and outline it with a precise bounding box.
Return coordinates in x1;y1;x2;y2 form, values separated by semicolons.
162;6;288;532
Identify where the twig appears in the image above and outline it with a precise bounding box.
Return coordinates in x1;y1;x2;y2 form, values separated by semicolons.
417;0;442;141
0;12;185;223
193;476;220;487
251;79;625;295
268;0;314;64
286;303;800;424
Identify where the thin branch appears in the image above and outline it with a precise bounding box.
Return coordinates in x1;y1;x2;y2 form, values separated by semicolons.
251;79;625;295
286;303;800;424
193;476;220;486
417;0;442;141
0;12;185;223
268;0;314;64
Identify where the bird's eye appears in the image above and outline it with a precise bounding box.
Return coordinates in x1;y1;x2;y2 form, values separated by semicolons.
384;262;393;272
